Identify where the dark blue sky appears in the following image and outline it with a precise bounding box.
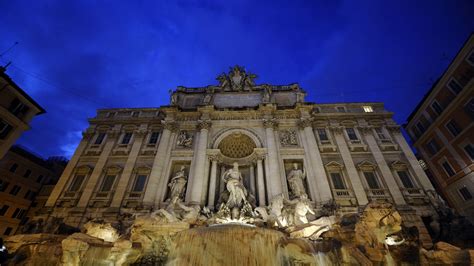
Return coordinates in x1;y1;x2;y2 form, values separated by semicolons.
0;1;472;158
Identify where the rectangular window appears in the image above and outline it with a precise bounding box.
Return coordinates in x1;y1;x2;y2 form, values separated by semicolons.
9;185;21;195
9;163;18;173
0;180;9;192
446;120;462;137
23;169;32;178
442;161;456;177
11;208;20;218
4;227;12;235
463;144;474;160
465;98;474;119
0;205;9;216
431;101;444;115
467;50;474;65
8;98;29;117
330;172;346;189
336;106;346;113
397;171;414;188
362;106;373;112
447;79;463;95
132;175;147;192
346;128;358;141
68;174;85;192
363;171;380;189
375;127;387;140
149;132;160;144
100;175;116;192
36;175;44;183
121;133;132;144
0;119;13;139
415;122;426;135
94;133;106;145
426;139;440;155
459;187;472;201
316;128;329;141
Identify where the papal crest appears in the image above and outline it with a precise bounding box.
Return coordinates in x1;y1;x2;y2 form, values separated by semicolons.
216;65;257;91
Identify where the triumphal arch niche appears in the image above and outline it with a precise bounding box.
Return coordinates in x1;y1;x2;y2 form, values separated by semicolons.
24;65;467;265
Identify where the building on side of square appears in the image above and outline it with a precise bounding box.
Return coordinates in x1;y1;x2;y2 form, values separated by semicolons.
43;66;438;242
404;34;474;223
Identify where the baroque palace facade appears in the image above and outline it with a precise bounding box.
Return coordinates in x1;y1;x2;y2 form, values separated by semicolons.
43;66;439;241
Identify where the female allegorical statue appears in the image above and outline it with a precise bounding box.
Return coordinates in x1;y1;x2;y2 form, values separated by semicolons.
222;162;248;209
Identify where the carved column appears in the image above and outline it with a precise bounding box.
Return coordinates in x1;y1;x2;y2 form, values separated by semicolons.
142;121;176;205
263;119;284;198
189;120;212;205
299;118;332;202
249;163;256;197
46;129;93;207
207;154;221;209
256;154;266;206
77;129;120;207
331;126;368;205
361;126;406;205
388;126;434;190
110;127;147;208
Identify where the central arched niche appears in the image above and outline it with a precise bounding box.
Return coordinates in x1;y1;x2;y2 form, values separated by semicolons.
218;132;256;158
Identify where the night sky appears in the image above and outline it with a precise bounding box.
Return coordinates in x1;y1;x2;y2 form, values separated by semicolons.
0;1;473;158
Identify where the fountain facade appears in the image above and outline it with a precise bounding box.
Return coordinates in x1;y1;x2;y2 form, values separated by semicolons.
4;66;474;265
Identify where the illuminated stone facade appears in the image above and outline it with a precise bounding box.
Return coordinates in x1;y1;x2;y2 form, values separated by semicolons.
44;66;438;245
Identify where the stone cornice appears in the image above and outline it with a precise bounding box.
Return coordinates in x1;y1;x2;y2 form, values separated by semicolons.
262;118;278;129
297;118;313;129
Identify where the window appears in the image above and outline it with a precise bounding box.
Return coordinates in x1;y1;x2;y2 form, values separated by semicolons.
36;175;44;183
316;128;329;141
0;120;13;139
121;133;132;145
463;144;474;160
375;127;387;140
94;133;106;145
8;98;29;117
11;208;20;218
336;106;346;113
362;106;373;112
0;205;9;216
0;180;9;192
12;208;26;219
149;132;160;144
68;174;85;192
397;171;414;188
346;128;358;141
100;175;116;192
431;101;444;115
442;161;456;177
24;190;35;201
467;50;474;65
465;98;474;119
132;175;147;192
459;187;472;201
9;163;18;173
363;171;380;189
415;122;426;135
447;79;463;95
426;139;440;155
446;120;462;137
330;173;346;189
9;185;21;195
107;112;116;118
23;169;32;178
4;227;13;235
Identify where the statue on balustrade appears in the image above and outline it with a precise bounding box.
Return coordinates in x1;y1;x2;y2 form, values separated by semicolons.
287;163;307;198
168;166;187;201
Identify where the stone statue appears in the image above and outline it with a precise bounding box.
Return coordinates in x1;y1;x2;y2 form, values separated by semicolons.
287;194;315;225
287;163;307;198
170;92;178;105
203;94;212;105
222;162;248;209
262;85;272;103
177;131;193;148
217;73;231;91
168;166;187;201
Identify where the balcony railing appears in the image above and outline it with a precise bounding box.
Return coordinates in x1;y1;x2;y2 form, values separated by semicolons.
333;189;352;197
367;188;390;198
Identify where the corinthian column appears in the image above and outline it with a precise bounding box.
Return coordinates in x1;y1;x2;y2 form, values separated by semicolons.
263;119;283;198
142;121;176;205
110;127;147;208
361;126;406;205
188;120;211;205
207;154;221;209
298;118;332;202
256;152;267;206
77;129;120;207
46;129;93;207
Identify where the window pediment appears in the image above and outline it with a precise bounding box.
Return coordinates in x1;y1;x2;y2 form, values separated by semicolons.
357;160;377;170
325;161;344;170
